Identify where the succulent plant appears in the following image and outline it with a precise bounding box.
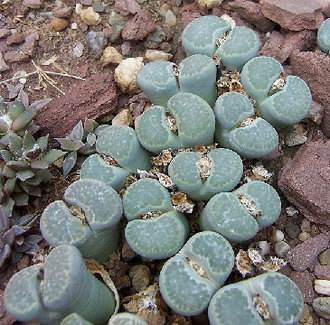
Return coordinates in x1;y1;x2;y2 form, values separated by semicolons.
168;148;243;201
56;119;106;177
208;272;303;325
214;92;279;158
109;312;147;325
123;178;189;259
136;93;215;154
159;231;234;316
182;15;259;71
4;244;116;324
60;313;92;325
0;99;65;216
199;181;281;242
0;206;41;268
317;18;330;55
40;178;122;263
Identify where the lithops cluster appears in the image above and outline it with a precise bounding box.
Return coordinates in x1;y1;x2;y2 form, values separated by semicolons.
4;244;116;324
40;178;122;262
159;231;234;316
208;272;303;325
0;100;65;216
123;178;189;259
317;18;330;55
199;181;281;242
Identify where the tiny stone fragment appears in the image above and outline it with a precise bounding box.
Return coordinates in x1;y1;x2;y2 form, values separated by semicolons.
100;46;123;67
80;7;102;26
314;280;330;296
129;265;151;292
274;241;290;258
112;109;132;126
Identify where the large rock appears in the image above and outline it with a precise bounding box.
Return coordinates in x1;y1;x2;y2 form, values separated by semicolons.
36;73;118;139
278;139;330;225
259;0;324;31
290;51;330;137
286;233;330;271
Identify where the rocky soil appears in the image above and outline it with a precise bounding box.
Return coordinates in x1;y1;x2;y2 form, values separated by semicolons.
0;0;329;324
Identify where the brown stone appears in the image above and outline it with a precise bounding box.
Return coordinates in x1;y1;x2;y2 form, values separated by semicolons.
3;50;29;63
278;139;330;225
122;10;156;41
260;0;324;31
289;271;315;303
22;0;42;9
114;0;141;16
286;233;330;271
0;52;9;72
222;0;275;32
50;17;69;31
20;31;39;56
314;263;330;280
6;32;25;46
36;73;118;139
0;28;10;39
53;6;73;18
290;51;330;137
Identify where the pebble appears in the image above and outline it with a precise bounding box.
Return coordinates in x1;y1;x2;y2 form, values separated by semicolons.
53;6;73;18
165;9;177;27
92;3;105;13
112;109;133;126
114;57;144;94
129;265;150;292
314;264;330;280
80;7;101;26
312;297;330;320
0;52;9;72
71;22;78;30
20;31;39;56
6;32;25;46
274;241;291;258
197;0;223;9
50;17;69;31
159;42;172;53
73;42;84;57
144;25;166;49
270;228;284;242
23;0;42;9
285;220;301;239
298;232;311;242
301;218;311;232
80;0;92;5
121;42;131;56
319;249;330;265
75;4;83;15
86;31;106;58
114;0;141;16
145;49;172;61
108;10;124;25
314;279;330;296
4;51;29;63
100;46;123;67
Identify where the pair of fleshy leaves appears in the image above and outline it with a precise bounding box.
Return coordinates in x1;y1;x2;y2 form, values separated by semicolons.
40;178;122;262
199;181;281;242
4;245;115;324
317;18;330;54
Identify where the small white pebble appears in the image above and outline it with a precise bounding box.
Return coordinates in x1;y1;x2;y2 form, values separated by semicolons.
314;280;330;296
271;228;284;243
71;22;78;30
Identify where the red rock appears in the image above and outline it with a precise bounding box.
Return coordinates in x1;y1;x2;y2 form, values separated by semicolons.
260;30;315;63
222;0;275;32
22;0;42;9
36;73;118;139
6;32;25;46
260;0;324;31
3;50;29;63
286;233;330;271
122;10;156;41
53;6;73;18
290;51;330;137
289;271;315;303
20;31;39;57
0;28;10;39
114;0;141;16
314;263;330;280
0;52;9;72
278;139;330;225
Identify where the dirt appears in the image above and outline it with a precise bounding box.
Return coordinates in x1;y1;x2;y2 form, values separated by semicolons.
0;0;329;324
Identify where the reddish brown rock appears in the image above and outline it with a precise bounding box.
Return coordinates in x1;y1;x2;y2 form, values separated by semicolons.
20;31;39;57
5;32;24;46
53;6;73;18
22;0;42;9
0;52;9;72
286;233;330;271
261;30;315;63
114;0;141;16
0;29;10;39
260;0;324;31
289;271;315;303
50;17;69;31
36;73;118;139
3;50;29;63
222;0;275;32
290;51;330;137
278;139;330;225
314;263;330;280
122;10;156;41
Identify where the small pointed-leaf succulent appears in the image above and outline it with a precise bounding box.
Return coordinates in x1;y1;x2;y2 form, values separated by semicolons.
40;178;122;262
4;244;116;324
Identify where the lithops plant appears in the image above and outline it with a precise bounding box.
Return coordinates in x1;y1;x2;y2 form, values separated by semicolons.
168;148;243;201
136;93;215;154
4;244;116;324
182;15;259;71
123;178;189;259
208;272;303;325
214;92;279;158
240;56;312;126
137;54;217;106
109;312;147;325
60;313;93;325
317;18;330;55
159;231;234;316
199;181;281;242
40;178;122;263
